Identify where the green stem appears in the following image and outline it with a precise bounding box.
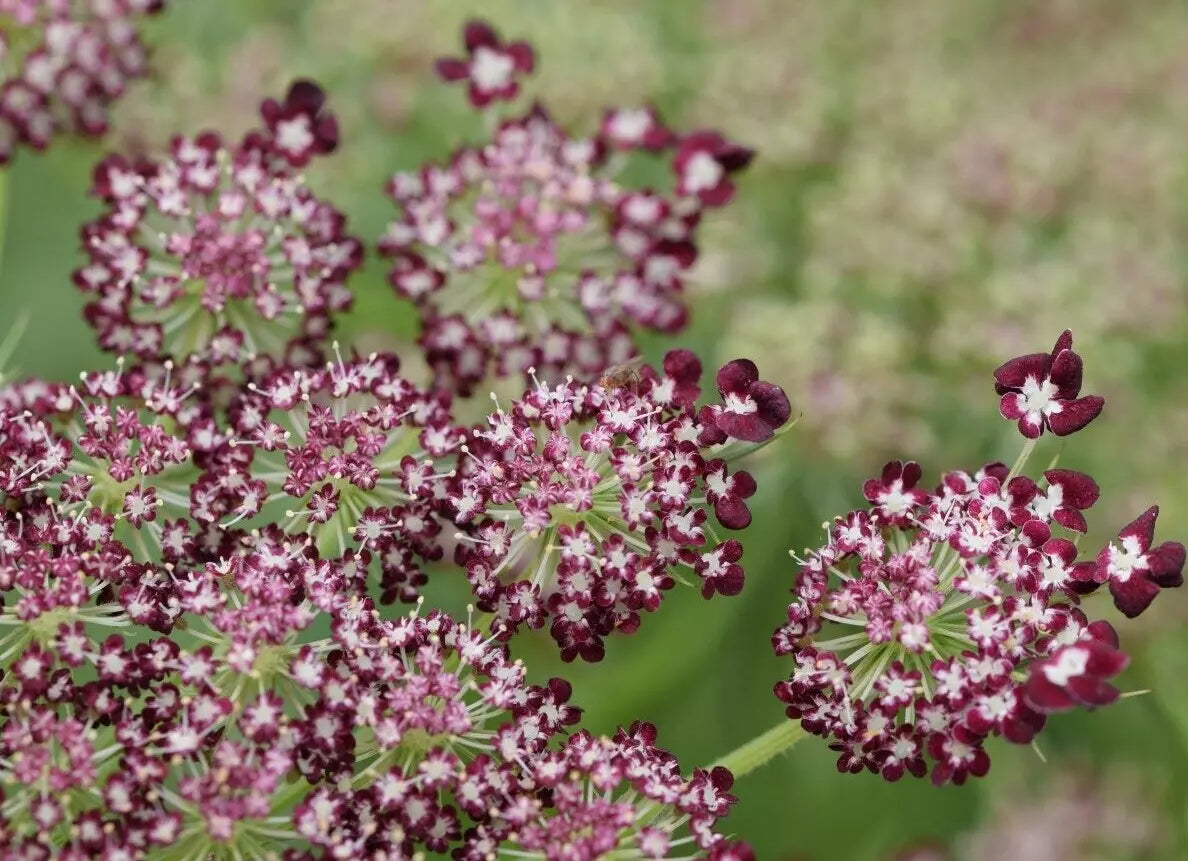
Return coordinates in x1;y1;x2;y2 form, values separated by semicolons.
1005;437;1037;483
0;166;8;285
712;719;806;779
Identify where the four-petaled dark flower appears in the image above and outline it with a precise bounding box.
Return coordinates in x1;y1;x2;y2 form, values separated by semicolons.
674;131;756;206
1087;505;1186;617
993;330;1104;438
1024;636;1130;713
435;20;535;107
704;358;792;443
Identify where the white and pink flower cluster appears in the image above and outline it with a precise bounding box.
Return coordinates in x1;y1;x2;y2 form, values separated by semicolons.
774;331;1183;785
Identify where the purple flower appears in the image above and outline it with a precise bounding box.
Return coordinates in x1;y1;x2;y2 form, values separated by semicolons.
673;130;755;207
1024;636;1129;713
434;19;535;108
705;358;792;443
1086;506;1185;618
993;330;1104;438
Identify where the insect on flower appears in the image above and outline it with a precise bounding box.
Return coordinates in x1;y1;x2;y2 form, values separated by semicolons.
597;355;646;391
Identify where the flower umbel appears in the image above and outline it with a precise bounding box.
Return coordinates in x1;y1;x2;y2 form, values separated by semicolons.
0;0;165;161
450;350;788;661
75;80;362;369
773;332;1182;784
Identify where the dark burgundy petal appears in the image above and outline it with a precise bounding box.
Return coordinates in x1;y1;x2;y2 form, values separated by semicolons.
750;382;791;430
1022;673;1076;713
715;359;758;395
1086;620;1120;647
1148;541;1186;587
463;20;500;51
662;349;702;386
547;677;573;701
1066;675;1120;708
717;143;756;172
1118;505;1159;551
435;58;470;81
1047;395;1104;436
714;496;752;530
717;539;744;563
1021;519;1051;547
993;352;1050;393
714;412;772;443
1048;348;1084;398
1050;329;1074;357
1053;510;1088;532
285;79;326;113
1108;573;1161;618
1044;469;1099;509
1082;641;1129;677
507;41;535;72
1016;413;1044;440
1071;559;1105;585
732;470;757;499
704;565;744;597
901;461;923;488
998;391;1027;421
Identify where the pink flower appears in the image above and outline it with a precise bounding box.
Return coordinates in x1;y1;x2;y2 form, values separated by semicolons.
993;330;1104;438
435;20;535;108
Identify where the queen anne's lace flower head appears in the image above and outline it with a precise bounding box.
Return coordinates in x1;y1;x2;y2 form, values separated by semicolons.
192;349;464;603
773;332;1182;785
449;349;789;661
383;24;754;395
0;0;165;161
75;80;363;370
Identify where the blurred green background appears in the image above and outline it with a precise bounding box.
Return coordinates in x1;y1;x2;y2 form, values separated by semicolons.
3;0;1188;857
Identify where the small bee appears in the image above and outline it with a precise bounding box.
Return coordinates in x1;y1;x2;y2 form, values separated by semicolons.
598;356;645;391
